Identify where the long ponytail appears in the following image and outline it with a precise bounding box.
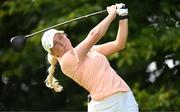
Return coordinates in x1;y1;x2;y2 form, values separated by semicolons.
44;53;63;92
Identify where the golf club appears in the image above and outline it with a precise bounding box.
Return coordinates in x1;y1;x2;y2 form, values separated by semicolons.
10;10;107;52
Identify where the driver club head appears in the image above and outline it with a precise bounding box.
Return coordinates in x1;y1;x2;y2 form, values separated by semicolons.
10;36;27;52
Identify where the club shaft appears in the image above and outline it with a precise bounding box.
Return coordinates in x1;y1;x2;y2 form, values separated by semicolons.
25;10;107;38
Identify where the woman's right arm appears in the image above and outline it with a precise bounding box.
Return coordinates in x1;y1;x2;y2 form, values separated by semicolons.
75;5;117;61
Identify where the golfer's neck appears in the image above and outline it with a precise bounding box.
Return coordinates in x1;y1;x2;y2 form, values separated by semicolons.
60;46;73;57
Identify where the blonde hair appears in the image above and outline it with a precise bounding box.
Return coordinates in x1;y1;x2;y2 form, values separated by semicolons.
44;53;63;92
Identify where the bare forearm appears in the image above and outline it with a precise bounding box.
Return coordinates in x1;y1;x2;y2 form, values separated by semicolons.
115;19;128;48
89;15;115;42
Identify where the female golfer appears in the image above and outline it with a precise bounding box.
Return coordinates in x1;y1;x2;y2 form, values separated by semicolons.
41;4;138;112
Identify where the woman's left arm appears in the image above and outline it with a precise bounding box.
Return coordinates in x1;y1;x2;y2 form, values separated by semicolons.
94;19;128;56
115;19;128;50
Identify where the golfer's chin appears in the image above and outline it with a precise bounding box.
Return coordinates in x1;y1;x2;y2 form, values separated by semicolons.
67;43;73;49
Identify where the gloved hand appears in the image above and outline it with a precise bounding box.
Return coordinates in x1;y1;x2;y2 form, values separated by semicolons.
116;3;128;19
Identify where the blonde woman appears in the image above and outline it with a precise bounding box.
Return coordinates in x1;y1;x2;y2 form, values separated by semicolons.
41;4;138;112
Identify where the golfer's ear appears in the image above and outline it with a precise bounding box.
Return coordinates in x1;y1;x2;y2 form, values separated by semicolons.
50;48;59;57
50;48;55;55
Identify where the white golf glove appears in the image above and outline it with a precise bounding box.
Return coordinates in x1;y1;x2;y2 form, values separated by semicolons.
116;3;128;16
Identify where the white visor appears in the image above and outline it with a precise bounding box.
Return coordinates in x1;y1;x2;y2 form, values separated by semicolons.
41;29;64;53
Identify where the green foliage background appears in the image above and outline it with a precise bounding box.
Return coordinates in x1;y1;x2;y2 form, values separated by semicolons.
0;0;179;111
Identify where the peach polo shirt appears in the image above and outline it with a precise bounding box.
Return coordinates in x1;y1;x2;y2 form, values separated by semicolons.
57;47;129;100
